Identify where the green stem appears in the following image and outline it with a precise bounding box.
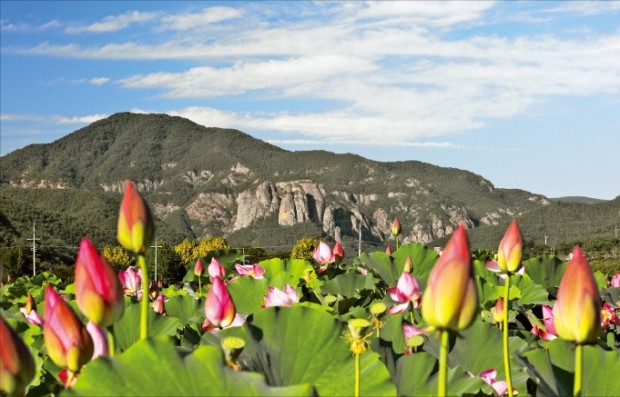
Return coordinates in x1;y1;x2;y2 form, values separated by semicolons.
138;254;149;340
107;325;115;357
503;276;513;397
396;236;399;251
355;352;361;397
198;277;202;298
438;329;449;397
574;344;583;397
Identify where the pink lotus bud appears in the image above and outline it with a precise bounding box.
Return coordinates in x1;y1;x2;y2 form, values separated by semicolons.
313;242;335;271
43;286;93;372
194;259;205;277
25;293;36;314
208;258;226;281
75;239;124;327
478;369;509;397
497;220;523;274
491;298;504;325
235;264;265;279
333;242;344;264
152;294;166;315
610;271;620;288
117;180;154;254
385;246;393;255
403;256;413;273
204;277;236;330
391;217;401;236
387;271;422;314
85;321;109;359
554;246;601;344
601;302;620;329
19;307;44;327
422;224;478;331
118;266;143;299
0;316;36;396
262;284;300;308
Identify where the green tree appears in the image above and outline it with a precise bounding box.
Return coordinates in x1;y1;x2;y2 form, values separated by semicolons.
174;238;197;264
145;243;185;284
291;238;319;261
193;237;230;259
102;245;136;273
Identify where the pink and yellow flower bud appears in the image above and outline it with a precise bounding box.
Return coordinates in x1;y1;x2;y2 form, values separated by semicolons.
333;242;344;265
204;277;236;329
117;180;154;254
391;217;401;236
75;239;124;327
403;256;413;273
20;293;44;327
497;220;523;274
152;293;166;315
553;246;601;344
43;286;93;373
491;298;504;325
85;321;109;359
194;259;205;277
208;258;226;281
1;316;36;396
422;224;478;331
385;246;393;255
313;242;335;270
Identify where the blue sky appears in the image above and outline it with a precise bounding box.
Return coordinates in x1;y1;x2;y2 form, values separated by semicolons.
1;1;619;200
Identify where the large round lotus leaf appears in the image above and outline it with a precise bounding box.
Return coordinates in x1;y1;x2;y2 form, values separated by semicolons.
64;337;315;396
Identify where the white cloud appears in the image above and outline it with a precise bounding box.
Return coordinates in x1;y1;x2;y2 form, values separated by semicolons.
88;77;110;86
160;6;244;30
55;114;109;124
66;11;156;33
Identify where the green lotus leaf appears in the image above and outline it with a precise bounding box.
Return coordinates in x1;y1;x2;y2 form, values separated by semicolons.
113;303;183;351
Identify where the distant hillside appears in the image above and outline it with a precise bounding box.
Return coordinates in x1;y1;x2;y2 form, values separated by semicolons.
551;196;607;204
1;112;618;257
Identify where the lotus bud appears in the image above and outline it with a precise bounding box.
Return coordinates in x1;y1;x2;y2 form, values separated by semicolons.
391;217;401;236
20;293;44;327
152;293;166;315
118;266;142;298
208;258;226;281
313;241;335;268
204;277;236;329
385;246;393;255
422;224;478;331
235;264;265;279
25;293;36;314
491;298;504;325
117;180;154;254
403;256;413;273
75;239;124;327
43;286;93;373
554;246;601;344
0;315;36;396
497;220;523;274
333;242;344;265
85;321;109;359
194;259;205;277
610;271;620;288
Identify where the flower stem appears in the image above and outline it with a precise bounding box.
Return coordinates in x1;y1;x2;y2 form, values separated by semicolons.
198;277;202;298
138;254;149;340
438;329;449;397
355;352;361;397
107;325;115;357
574;343;583;397
502;275;514;397
396;236;400;251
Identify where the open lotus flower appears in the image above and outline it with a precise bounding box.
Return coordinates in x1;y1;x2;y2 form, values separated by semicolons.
203;277;236;330
530;305;557;340
387;271;422;314
235;264;265;279
117;180;154;254
313;242;335;272
262;284;300;308
208;258;226;281
391;217;401;236
333;242;344;265
85;321;109;359
478;369;510;396
610;271;620;288
75;239;124;327
601;302;620;329
152;293;166;315
554;246;601;344
118;266;143;299
403;324;427;339
0;315;36;396
422;224;478;331
43;286;93;373
497;220;523;274
20;293;44;327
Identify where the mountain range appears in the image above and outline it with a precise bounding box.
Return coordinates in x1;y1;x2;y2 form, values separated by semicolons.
1;112;618;257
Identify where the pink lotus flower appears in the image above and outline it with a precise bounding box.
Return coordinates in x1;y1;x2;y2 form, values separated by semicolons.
118;266;143;299
262;284;300;308
203;277;236;331
491;298;504;325
385;246;393;255
391;217;401;236
497;220;523;274
530;305;557;340
208;258;226;281
387;272;422;314
235;264;265;279
610;271;620;287
117;180;154;254
313;242;335;272
20;293;44;327
86;321;109;359
43;286;93;372
0;315;36;396
152;293;166;315
75;239;125;327
333;242;344;264
194;259;205;277
403;324;427;355
601;302;620;329
478;369;509;396
554;246;601;344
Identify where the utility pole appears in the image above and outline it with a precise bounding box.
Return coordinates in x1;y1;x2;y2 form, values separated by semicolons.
26;222;40;276
615;225;619;239
151;238;162;281
358;221;362;257
544;234;549;246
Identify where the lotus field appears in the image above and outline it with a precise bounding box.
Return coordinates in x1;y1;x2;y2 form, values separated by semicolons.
2;181;620;397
